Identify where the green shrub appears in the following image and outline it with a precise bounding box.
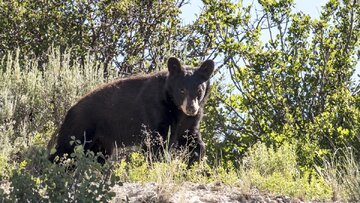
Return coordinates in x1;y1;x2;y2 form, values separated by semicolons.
2;143;117;202
0;49;119;202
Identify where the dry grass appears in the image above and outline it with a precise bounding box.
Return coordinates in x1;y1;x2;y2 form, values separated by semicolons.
317;147;360;202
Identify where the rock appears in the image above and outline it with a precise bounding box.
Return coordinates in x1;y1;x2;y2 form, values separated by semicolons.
197;184;207;190
290;198;302;203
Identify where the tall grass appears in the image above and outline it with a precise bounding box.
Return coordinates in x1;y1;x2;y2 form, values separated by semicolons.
239;142;332;200
112;142;334;201
317;147;360;202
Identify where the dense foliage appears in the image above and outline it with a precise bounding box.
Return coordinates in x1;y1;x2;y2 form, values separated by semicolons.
199;0;360;169
0;0;185;73
0;0;359;201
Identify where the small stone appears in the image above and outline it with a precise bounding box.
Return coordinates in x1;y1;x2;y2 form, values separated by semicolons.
276;197;284;203
237;195;247;202
256;196;265;203
282;196;291;203
197;184;207;190
265;197;274;203
290;198;302;203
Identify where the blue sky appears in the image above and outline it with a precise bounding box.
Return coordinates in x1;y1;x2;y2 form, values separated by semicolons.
181;0;328;24
179;0;360;81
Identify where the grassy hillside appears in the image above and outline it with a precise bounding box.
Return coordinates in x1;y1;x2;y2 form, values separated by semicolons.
0;49;359;202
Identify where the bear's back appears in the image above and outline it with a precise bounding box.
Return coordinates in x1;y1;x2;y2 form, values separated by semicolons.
70;71;173;146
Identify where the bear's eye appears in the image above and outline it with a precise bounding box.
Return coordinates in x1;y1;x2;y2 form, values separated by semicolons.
180;88;185;94
197;89;202;95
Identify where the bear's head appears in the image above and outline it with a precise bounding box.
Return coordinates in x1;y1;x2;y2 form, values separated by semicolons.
166;57;214;116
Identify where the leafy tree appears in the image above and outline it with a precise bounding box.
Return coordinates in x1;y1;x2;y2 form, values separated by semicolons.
198;0;359;168
0;0;186;73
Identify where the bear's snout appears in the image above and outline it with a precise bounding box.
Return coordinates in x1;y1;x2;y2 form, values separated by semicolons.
180;97;199;116
186;104;198;115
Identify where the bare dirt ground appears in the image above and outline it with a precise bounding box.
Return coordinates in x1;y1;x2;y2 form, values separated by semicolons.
111;182;305;203
0;180;329;202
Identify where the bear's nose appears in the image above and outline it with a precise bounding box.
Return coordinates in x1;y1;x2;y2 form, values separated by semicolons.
186;106;197;115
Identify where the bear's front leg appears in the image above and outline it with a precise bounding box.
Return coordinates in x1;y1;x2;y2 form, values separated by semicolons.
188;136;205;166
171;117;206;166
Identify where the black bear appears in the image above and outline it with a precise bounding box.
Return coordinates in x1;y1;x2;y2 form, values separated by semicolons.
48;57;214;165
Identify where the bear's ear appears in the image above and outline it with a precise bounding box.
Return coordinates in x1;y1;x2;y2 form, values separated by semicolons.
195;59;214;81
168;57;183;75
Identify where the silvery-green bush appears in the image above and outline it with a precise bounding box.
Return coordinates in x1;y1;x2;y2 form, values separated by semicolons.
0;48;117;177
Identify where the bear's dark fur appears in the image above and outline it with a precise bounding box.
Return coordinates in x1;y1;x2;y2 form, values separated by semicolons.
48;57;214;165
